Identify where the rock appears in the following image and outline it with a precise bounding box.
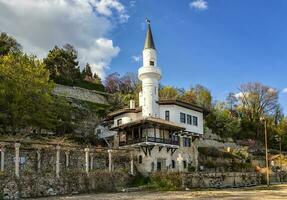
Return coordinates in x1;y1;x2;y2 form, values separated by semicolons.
47;188;56;196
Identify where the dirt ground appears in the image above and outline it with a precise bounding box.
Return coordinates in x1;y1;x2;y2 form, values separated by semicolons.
33;184;287;200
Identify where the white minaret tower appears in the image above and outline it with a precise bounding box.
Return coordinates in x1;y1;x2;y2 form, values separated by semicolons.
138;20;161;118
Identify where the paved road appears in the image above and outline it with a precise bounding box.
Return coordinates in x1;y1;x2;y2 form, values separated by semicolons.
34;184;287;200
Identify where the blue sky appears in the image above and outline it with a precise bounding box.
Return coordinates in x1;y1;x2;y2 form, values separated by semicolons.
108;0;287;114
0;0;286;114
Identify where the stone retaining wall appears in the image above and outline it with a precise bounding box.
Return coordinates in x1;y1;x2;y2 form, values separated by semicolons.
0;141;133;199
182;172;261;188
53;84;109;105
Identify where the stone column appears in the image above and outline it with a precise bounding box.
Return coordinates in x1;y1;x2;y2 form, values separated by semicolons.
130;151;134;175
37;149;41;171
0;148;5;172
84;148;89;173
65;151;70;168
108;149;112;172
90;153;94;170
56;145;60;178
15;143;21;178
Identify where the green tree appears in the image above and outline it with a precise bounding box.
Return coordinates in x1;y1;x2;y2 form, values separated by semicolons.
0;53;54;133
82;63;93;78
93;72;102;84
237;82;279;139
179;90;196;104
0;32;22;56
191;85;212;110
205;103;241;138
44;44;81;84
159;86;178;100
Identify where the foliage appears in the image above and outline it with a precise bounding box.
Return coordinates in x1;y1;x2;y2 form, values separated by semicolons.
205;104;241;138
198;147;237;159
0;53;73;134
44;44;81;82
149;172;181;190
237;82;279;138
0;53;52;133
0;32;22;56
44;44;104;91
159;86;178;100
129;173;151;187
104;72;141;109
190;84;212;110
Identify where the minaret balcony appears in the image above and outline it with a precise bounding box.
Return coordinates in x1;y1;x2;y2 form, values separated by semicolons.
138;66;161;80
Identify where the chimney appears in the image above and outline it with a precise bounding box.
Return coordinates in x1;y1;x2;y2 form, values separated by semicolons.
130;100;135;109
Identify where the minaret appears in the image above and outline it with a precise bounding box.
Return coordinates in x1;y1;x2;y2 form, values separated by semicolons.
138;20;161;118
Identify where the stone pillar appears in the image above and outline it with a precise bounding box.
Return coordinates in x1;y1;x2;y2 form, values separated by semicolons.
65;151;70;168
56;145;60;178
0;148;5;172
90;153;94;170
84;148;89;173
37;149;41;171
15;143;21;178
108;149;112;172
130;151;134;175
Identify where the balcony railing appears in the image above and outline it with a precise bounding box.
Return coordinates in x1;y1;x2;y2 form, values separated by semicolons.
119;136;179;146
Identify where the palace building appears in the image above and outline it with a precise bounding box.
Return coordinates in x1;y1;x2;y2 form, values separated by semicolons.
98;21;204;174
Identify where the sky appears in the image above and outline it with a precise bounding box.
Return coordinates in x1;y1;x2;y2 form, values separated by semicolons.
0;0;286;113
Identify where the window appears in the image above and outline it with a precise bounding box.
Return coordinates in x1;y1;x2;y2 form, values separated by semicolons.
187;114;192;125
171;160;176;169
165;110;170;121
139;155;142;164
151;162;155;171
183;137;191;147
180;113;186;123
193;116;198;126
117;119;122;126
183;161;187;169
172;135;179;145
150;60;154;66
96;129;101;134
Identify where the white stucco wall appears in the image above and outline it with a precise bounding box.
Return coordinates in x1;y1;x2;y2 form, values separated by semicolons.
113;112;142;127
134;137;200;174
159;104;204;135
138;47;161;118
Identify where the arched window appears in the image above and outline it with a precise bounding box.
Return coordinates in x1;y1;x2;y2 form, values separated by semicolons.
139;155;142;164
183;160;187;169
151;162;155;171
171;160;175;169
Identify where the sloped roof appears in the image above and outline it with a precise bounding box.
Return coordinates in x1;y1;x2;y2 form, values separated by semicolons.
110;117;185;131
144;23;156;50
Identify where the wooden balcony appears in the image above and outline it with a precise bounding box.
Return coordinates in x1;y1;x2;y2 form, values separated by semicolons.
119;136;179;147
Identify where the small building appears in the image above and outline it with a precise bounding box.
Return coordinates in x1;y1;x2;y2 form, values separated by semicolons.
99;21;204;174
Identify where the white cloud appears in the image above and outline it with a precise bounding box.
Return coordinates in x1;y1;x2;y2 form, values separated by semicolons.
282;88;287;94
189;0;208;11
93;0;129;23
0;0;129;78
131;55;142;62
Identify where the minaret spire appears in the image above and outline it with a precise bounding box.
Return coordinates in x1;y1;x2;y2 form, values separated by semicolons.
138;19;161;117
144;19;156;50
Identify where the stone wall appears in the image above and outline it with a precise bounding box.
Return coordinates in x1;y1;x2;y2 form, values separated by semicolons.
0;141;133;199
182;172;261;188
150;172;261;189
53;84;109;105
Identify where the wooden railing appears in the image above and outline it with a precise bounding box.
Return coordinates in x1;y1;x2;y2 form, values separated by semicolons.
119;136;179;146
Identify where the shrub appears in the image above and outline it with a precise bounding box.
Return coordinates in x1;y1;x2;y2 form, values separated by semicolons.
149;172;182;190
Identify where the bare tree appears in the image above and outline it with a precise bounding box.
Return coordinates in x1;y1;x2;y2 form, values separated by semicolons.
238;82;279;138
